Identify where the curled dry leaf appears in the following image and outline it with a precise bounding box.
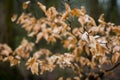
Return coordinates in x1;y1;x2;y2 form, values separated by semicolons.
9;56;20;66
22;1;30;10
0;44;12;56
112;26;120;35
26;57;38;75
37;2;46;13
74;76;80;80
98;14;106;25
33;49;52;58
71;9;84;17
63;36;77;50
61;3;71;20
66;77;72;80
84;44;90;56
46;7;58;20
58;77;64;80
36;32;43;43
81;32;89;42
11;14;18;22
14;39;34;58
112;52;120;64
113;46;120;53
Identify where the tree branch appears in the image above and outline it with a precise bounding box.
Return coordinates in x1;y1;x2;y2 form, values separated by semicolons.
105;62;120;72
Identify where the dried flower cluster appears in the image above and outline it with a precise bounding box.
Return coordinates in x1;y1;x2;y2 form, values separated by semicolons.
0;1;120;80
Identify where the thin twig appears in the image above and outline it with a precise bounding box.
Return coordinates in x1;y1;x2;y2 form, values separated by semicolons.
105;62;120;72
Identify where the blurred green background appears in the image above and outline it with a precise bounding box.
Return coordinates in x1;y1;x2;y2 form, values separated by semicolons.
0;0;120;80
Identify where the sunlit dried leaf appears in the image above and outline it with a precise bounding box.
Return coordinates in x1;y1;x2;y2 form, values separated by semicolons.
84;45;90;56
37;2;46;13
78;16;86;27
46;7;58;20
81;32;88;42
33;23;41;33
66;77;71;80
113;46;120;53
31;62;38;75
61;11;69;20
74;76;80;80
61;3;71;20
11;14;18;22
36;32;43;43
23;1;30;9
65;3;71;12
58;77;63;80
26;57;38;75
89;36;96;48
14;39;34;58
3;56;20;66
88;27;99;35
87;15;96;26
28;32;36;37
98;14;106;25
81;6;86;14
0;44;12;56
112;26;120;35
112;52;120;64
10;58;20;66
71;9;84;17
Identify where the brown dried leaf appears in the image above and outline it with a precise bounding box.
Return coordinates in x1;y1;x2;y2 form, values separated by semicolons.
89;36;97;48
37;2;46;13
26;57;38;75
78;16;86;27
98;14;106;25
22;1;30;10
46;7;58;20
48;36;56;43
74;76;80;80
81;32;89;42
61;3;71;20
66;77;71;80
14;39;34;58
0;44;12;56
112;52;120;64
71;9;84;17
58;77;63;80
61;11;69;20
11;14;18;22
84;45;90;56
36;32;43;43
31;62;38;75
112;26;120;35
